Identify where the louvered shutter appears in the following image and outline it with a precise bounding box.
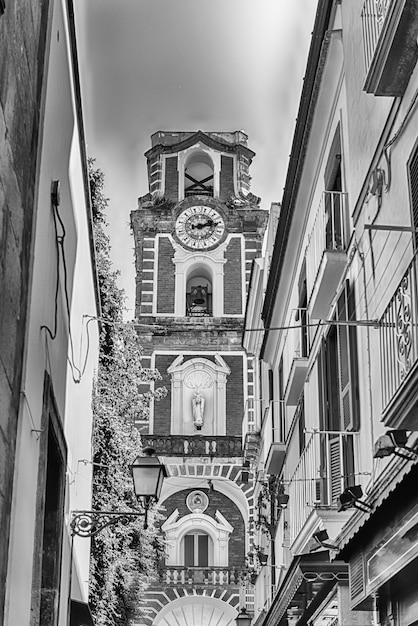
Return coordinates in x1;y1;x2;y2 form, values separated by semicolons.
349;552;366;606
329;436;343;504
409;145;418;248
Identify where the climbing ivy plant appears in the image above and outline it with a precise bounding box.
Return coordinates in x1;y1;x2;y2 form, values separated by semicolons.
88;159;166;626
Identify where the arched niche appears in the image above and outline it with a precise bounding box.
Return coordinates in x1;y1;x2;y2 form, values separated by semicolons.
167;355;230;435
162;510;233;567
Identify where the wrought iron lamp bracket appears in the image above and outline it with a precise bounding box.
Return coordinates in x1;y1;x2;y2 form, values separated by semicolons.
71;509;148;537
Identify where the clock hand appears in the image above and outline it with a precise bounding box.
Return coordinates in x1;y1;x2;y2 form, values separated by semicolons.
192;220;219;230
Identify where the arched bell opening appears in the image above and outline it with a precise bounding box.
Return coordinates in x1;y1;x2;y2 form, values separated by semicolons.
186;267;213;317
184;152;214;198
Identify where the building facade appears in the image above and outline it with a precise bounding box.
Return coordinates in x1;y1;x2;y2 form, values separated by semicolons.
130;131;268;625
243;1;418;625
0;1;100;625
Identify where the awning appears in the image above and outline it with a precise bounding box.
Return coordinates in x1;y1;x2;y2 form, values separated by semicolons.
336;456;418;558
261;552;348;626
70;600;95;626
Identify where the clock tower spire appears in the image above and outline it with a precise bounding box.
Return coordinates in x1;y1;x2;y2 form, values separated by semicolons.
130;130;268;626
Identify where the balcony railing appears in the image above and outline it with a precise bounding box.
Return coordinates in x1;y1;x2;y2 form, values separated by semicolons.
142;435;242;457
163;567;244;586
380;257;418;427
287;430;359;545
283;309;310;406
361;0;418;96
306;191;348;320
361;0;391;73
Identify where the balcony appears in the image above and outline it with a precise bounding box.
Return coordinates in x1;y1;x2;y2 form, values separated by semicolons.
306;192;348;321
362;0;418;96
283;309;310;406
244;431;261;463
163;566;244;587
142;435;242;457
287;430;359;547
380;257;418;429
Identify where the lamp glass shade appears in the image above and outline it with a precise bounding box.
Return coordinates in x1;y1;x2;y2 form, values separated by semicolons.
131;455;167;500
278;493;289;508
236;608;252;626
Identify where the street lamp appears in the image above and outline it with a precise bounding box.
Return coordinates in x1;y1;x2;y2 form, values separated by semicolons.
71;448;167;537
235;607;252;626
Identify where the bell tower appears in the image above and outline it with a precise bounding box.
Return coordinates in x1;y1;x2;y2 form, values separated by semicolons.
130;131;268;626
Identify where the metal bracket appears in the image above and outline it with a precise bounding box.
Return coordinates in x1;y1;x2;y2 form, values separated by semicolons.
71;509;148;537
364;224;417;232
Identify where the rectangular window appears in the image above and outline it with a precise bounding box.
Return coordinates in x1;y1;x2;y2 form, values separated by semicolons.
184;533;209;567
278;357;285;442
318;281;359;500
40;426;66;625
268;368;275;441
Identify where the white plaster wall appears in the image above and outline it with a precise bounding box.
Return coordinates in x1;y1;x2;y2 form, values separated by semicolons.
4;0;99;623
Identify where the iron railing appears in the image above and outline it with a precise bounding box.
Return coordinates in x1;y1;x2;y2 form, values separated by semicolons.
287;430;359;545
361;0;392;73
306;191;348;305
379;257;418;412
142;434;242;457
283;309;309;376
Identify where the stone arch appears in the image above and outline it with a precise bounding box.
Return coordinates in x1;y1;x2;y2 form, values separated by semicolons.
153;595;238;626
184;150;214;198
173;250;226;316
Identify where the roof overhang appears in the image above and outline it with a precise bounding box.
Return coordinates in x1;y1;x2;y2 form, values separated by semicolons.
261;552;348;626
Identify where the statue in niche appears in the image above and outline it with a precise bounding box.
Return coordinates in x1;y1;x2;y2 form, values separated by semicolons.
192;390;205;430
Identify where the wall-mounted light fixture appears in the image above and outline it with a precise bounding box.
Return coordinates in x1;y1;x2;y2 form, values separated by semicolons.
312;529;337;550
235;607;252;626
277;492;289;509
374;430;418;460
71;448;167;536
337;485;372;513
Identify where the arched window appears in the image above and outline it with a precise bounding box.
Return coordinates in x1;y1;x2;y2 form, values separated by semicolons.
184;153;214;197
182;532;212;566
186;269;212;317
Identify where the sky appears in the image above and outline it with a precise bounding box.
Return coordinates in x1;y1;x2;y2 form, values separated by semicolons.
75;1;319;318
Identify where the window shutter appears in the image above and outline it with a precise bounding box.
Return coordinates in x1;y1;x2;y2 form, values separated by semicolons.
198;534;209;567
184;534;194;566
336;281;359;430
329;437;343;504
409;145;418;247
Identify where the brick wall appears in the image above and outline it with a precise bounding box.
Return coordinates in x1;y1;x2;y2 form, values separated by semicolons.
223;355;244;436
0;1;51;620
164;156;178;201
224;237;242;314
154;355;173;434
220;155;234;200
161;488;246;567
157;237;175;314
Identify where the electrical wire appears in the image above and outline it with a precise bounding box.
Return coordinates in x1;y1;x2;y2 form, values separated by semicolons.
42;199;100;384
53;203;82;383
41;201;60;341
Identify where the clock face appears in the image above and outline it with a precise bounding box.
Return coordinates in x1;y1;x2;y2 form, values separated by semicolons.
175;206;225;249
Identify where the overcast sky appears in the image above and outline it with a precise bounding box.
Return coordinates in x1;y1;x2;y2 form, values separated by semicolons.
75;1;318;317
